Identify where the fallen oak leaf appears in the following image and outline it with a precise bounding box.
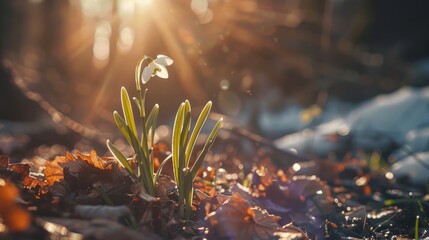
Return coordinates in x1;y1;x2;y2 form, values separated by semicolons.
0;155;43;190
44;152;76;187
45;150;127;200
0;155;30;179
0;150;127;199
251;169;334;217
0;151;129;201
206;193;308;239
75;150;113;171
44;150;117;188
51;151;121;180
7;162;30;177
21;173;44;190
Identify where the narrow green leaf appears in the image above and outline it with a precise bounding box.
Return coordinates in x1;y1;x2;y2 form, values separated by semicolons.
107;140;136;179
133;97;141;112
138;89;148;153
186;187;194;219
180;101;191;166
139;89;148;119
113;111;144;167
172;102;185;183
113;111;132;146
183;169;194;219
191;118;222;180
128;129;150;176
121;87;138;141
178;102;190;192
185;101;212;167
154;154;172;183
146;104;159;148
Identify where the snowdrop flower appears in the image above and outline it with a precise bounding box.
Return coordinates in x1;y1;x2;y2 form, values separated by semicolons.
142;55;174;84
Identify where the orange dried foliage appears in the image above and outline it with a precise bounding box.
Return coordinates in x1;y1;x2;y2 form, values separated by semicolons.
75;150;113;171
1;150;116;196
0;179;19;212
3;206;31;232
44;150;113;187
43;153;73;187
0;179;31;232
7;163;30;177
0;155;43;190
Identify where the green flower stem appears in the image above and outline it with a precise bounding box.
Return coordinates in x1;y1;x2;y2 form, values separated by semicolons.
139;88;157;195
184;168;194;219
138;88;154;181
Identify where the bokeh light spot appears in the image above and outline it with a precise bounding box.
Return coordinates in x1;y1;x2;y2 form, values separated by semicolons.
118;26;135;52
220;79;230;90
218;90;241;115
191;0;208;15
292;163;301;172
93;37;110;61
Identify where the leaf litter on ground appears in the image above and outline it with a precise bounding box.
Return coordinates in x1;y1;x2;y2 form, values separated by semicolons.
1;129;429;239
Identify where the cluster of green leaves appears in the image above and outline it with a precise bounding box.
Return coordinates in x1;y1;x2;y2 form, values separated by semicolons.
106;56;165;196
106;56;222;220
106;87;162;196
172;100;222;219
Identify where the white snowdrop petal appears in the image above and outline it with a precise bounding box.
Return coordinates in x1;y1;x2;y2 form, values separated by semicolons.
142;66;152;84
155;55;174;66
156;64;169;79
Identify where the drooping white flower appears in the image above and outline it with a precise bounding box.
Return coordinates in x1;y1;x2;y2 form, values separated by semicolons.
142;55;174;84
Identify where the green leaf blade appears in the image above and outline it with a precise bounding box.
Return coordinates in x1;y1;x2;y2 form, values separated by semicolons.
185;101;212;167
172;102;185;183
133;97;141;112
145;104;159;148
191;118;222;180
154;154;172;183
107;140;136;179
180;101;191;167
121;87;138;142
113;111;132;146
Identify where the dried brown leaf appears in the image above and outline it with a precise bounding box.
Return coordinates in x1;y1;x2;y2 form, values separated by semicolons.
75;150;112;171
0;155;9;168
0;179;31;232
206;193;305;239
44;153;75;186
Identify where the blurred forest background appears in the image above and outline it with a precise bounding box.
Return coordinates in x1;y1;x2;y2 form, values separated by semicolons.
0;0;428;158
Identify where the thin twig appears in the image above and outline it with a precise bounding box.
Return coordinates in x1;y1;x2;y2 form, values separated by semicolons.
4;60;107;143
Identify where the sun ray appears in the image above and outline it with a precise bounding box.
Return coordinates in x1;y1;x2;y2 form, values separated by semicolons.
151;0;206;103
